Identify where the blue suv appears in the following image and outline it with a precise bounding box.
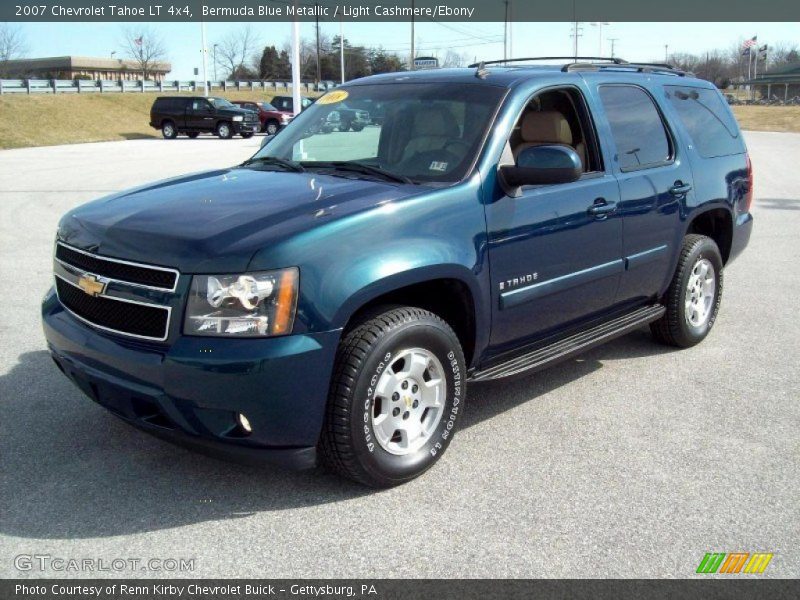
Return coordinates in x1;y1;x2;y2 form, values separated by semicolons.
43;58;753;487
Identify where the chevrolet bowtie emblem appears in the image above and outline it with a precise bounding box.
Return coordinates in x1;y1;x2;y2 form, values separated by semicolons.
77;274;106;297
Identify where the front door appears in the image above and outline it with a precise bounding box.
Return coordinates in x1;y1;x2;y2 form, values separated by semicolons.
188;98;215;131
486;86;624;354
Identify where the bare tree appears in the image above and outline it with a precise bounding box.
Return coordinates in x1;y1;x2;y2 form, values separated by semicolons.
0;23;27;76
440;50;468;68
767;41;800;70
215;25;260;79
121;26;167;80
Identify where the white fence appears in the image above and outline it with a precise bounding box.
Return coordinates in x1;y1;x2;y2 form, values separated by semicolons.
0;79;338;95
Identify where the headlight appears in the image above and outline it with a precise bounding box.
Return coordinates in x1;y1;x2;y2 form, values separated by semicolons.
184;268;298;337
280;114;290;122
232;115;244;122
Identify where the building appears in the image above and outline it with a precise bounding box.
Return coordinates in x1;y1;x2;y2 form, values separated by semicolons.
745;62;800;101
2;56;171;81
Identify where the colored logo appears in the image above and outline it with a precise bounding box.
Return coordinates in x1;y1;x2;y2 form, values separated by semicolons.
77;274;106;297
696;552;774;574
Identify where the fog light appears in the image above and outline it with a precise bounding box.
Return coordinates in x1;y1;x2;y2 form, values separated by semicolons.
237;413;252;434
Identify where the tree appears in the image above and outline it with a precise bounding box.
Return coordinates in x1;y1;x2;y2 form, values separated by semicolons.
258;45;286;79
440;50;468;68
369;47;405;74
215;25;260;79
121;26;167;80
0;23;27;77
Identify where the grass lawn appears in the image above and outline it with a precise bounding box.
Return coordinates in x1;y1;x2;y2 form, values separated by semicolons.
0;93;798;149
731;106;800;134
0;90;317;149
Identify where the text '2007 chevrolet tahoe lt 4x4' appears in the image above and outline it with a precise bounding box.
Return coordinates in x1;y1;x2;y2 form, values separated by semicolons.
43;58;753;487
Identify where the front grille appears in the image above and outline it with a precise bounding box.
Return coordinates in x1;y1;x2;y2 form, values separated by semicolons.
56;277;170;341
56;243;177;291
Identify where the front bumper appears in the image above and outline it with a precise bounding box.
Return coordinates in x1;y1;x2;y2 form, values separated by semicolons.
232;121;260;134
42;288;341;469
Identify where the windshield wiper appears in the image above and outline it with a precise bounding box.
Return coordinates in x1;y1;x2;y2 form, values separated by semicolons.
301;161;413;185
241;156;305;172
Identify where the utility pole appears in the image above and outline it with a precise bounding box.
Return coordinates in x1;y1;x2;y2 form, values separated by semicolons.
608;37;619;58
200;20;208;96
570;22;582;59
410;0;415;70
503;0;509;61
664;44;669;63
315;4;321;88
591;22;609;56
339;19;345;84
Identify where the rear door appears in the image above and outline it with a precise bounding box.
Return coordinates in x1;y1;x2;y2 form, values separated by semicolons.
589;82;695;304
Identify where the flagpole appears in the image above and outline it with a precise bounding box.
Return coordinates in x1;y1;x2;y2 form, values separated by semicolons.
201;20;209;97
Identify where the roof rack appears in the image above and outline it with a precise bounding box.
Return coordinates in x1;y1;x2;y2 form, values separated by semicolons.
564;62;692;77
467;56;694;78
467;56;626;68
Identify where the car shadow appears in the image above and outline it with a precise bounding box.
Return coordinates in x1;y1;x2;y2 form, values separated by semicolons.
758;197;800;211
119;132;158;141
0;328;673;540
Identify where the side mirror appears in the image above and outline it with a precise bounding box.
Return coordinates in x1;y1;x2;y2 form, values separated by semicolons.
499;145;582;196
260;134;275;149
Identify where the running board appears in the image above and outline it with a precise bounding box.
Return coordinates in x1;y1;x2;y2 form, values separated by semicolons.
469;305;666;382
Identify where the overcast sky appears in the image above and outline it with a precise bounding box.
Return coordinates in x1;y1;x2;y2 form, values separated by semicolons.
16;21;800;79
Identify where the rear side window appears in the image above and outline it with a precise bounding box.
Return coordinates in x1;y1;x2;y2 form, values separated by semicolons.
666;86;745;158
598;85;671;171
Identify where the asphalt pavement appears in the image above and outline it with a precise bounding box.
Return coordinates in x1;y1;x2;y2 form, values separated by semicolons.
0;131;798;578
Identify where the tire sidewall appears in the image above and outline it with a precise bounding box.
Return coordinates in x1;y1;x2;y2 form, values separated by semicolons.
350;320;465;485
676;239;724;342
266;121;278;135
217;122;232;139
162;121;176;139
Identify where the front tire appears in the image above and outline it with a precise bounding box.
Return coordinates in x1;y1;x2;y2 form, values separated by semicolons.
216;121;233;139
319;307;466;487
651;234;723;347
161;121;177;139
265;120;279;135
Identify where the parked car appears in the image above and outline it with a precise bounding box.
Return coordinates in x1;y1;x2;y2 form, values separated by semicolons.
326;105;371;131
230;100;292;135
270;95;315;114
45;59;753;487
149;96;260;139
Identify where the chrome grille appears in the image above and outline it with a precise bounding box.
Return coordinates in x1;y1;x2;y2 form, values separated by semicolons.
54;242;178;341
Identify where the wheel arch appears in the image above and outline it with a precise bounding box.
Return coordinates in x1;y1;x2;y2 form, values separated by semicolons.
685;205;734;264
333;265;484;368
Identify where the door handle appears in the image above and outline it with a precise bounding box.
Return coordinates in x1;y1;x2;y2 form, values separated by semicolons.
588;198;617;218
670;181;693;196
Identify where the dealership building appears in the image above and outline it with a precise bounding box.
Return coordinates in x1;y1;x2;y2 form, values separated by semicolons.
3;56;172;81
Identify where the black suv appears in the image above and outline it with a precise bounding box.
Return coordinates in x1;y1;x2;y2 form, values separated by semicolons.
149;96;261;139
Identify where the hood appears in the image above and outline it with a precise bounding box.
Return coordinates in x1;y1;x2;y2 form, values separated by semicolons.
58;167;421;273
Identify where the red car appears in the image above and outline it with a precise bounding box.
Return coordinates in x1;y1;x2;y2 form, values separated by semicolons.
230;100;292;135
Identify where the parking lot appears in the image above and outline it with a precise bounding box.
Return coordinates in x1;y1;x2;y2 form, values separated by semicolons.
0;131;798;578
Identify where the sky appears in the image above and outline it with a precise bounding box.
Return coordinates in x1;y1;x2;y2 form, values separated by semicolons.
14;21;800;79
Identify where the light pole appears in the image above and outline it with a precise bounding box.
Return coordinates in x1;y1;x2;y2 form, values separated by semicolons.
664;44;669;63
570;22;583;59
200;20;209;96
590;22;610;56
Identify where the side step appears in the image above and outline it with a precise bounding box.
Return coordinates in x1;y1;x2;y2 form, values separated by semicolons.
469;304;666;382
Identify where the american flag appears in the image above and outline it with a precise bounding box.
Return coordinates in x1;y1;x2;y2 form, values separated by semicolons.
742;36;757;50
134;36;143;46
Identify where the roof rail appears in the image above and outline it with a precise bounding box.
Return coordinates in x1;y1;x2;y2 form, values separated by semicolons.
467;56;626;68
564;61;693;77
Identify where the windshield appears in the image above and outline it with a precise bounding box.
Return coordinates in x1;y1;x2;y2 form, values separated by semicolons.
260;102;277;111
250;82;506;184
208;97;235;109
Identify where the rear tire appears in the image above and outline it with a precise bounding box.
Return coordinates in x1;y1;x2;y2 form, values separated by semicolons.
161;121;177;139
651;234;723;348
319;307;466;487
216;122;233;139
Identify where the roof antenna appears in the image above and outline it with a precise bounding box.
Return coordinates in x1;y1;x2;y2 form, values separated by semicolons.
475;61;489;79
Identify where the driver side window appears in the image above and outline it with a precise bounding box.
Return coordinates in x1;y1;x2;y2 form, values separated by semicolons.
508;88;602;174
